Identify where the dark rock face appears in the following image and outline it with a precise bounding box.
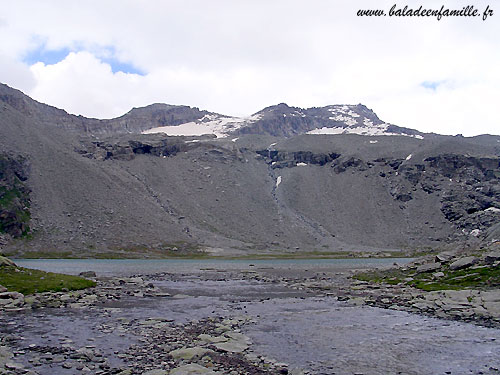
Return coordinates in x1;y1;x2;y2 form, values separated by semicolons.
76;135;241;162
256;149;341;168
421;155;500;234
0;154;31;237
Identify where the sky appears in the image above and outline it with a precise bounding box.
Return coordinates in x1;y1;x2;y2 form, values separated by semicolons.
0;0;499;136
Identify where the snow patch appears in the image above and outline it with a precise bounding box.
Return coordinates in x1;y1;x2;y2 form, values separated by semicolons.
308;124;424;139
363;118;374;127
143;114;262;138
329;115;357;126
276;176;282;188
268;142;277;150
470;229;481;237
485;207;500;213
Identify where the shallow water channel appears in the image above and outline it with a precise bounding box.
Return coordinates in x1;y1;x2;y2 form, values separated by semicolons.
4;259;500;375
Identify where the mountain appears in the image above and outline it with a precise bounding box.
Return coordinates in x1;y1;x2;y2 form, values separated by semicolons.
0;83;424;138
1;83;499;257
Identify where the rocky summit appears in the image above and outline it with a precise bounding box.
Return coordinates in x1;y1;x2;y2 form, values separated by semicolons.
0;82;499;257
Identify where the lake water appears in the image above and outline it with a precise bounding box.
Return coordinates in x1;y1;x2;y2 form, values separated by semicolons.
14;257;412;276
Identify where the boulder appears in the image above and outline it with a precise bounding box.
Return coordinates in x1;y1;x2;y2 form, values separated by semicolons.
416;262;441;273
449;256;478;270
0;291;23;300
484;251;500;264
435;251;455;263
79;271;97;278
0;255;16;267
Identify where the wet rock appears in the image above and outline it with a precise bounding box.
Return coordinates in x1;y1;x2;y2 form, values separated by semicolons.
169;346;214;360
4;361;25;371
213;332;251;354
170;363;221;375
198;334;228;344
449;257;478;270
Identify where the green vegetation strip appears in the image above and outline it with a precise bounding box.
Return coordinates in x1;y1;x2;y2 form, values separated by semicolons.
354;265;500;291
0;266;96;295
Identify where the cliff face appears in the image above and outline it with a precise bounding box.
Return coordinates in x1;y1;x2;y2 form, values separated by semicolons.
0;154;31;238
0;83;499;256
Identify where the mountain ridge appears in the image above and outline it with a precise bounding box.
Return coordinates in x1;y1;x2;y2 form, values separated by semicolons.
1;82;499;257
1;83;426;138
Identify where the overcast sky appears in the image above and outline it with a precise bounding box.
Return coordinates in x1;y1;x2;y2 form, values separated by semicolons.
1;0;499;136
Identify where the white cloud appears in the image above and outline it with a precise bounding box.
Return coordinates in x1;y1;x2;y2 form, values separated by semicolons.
0;55;36;92
0;0;499;135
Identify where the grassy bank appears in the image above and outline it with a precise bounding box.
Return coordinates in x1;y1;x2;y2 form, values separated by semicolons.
0;265;96;295
354;262;500;291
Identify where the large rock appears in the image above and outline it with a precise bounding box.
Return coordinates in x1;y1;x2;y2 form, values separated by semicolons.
79;271;97;278
0;291;24;300
483;302;500;318
449;256;478;270
416;262;441;273
484;251;500;264
0;255;16;267
435;251;455;263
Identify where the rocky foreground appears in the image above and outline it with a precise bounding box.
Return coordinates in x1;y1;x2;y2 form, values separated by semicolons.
347;248;500;327
0;251;499;374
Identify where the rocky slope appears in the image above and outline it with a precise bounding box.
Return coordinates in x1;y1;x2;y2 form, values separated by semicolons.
0;83;499;256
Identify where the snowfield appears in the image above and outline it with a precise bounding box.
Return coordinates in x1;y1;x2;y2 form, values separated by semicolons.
143;114;262;138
